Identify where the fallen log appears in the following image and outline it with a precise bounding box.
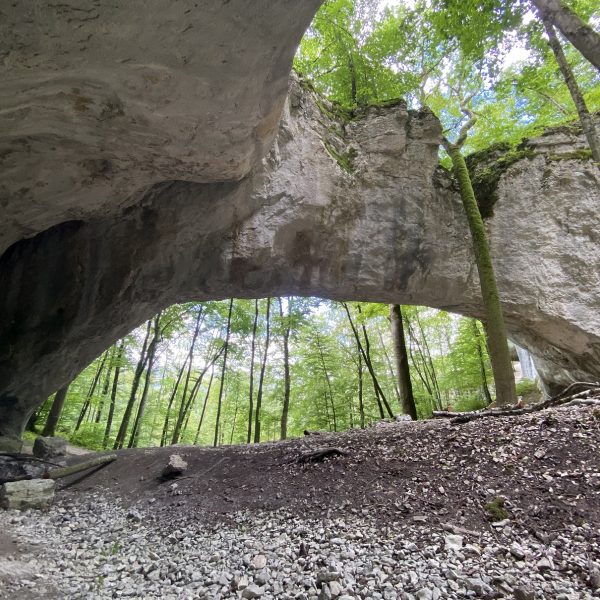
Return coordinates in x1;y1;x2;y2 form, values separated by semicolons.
432;382;600;424
297;447;349;464
47;454;117;479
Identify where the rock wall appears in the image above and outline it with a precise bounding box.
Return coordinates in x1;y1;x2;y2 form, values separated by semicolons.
1;3;600;446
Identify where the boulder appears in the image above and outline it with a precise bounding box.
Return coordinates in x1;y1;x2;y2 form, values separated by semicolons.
0;479;55;510
33;436;67;462
0;456;46;484
161;454;188;478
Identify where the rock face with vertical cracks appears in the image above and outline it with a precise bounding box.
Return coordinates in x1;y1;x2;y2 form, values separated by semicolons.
1;4;600;446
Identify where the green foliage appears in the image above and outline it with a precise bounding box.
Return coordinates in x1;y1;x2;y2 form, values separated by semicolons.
41;295;521;449
453;395;488;413
515;378;538;396
69;423;105;451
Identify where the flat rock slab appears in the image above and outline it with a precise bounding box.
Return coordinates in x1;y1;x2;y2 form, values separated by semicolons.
0;479;55;510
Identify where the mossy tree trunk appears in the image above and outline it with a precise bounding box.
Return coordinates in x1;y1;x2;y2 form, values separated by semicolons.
445;142;517;407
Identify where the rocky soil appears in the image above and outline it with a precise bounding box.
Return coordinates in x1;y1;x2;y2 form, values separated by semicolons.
1;405;600;599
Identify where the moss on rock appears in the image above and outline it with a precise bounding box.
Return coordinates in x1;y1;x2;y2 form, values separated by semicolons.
465;145;536;219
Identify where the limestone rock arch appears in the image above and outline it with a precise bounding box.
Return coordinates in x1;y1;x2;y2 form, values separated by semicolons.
1;1;600;448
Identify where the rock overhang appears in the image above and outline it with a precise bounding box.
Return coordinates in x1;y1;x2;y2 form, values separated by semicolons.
1;1;600;446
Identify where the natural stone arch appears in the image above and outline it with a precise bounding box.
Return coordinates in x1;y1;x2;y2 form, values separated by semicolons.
2;2;600;448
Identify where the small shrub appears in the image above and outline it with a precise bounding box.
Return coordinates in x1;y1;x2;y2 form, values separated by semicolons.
453;395;488;413
516;378;538;396
485;497;509;522
68;423;105;451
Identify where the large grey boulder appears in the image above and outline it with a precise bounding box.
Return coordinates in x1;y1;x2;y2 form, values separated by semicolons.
0;479;56;510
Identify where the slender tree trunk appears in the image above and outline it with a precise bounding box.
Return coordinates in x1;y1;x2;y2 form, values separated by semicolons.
358;351;365;428
95;345;117;424
405;320;429;394
377;325;401;404
254;298;271;444
342;303;394;418
149;362;167;441
471;319;493;405
278;297;292;440
160;353;188;447
103;339;125;448
194;368;214;445
174;345;224;444
531;0;600;71
445;143;517;406
541;18;600;161
390;304;418;419
170;310;204;444
127;346;157;448
214;299;234;447
74;351;108;431
247;299;259;444
113;319;153;449
42;383;71;437
229;394;240;445
414;311;443;410
315;331;337;431
128;314;162;448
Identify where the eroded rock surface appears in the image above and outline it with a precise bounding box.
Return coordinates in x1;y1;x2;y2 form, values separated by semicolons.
1;3;599;443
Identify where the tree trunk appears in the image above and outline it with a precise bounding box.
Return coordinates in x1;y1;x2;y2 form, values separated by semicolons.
95;344;117;424
445;143;517;406
278;297;292;440
247;299;259;444
315;331;337;431
531;0;600;71
128;313;162;448
214;299;234;447
377;325;401;404
74;350;108;431
542;18;600;162
253;298;271;444
194;368;214;445
390;304;418;419
358;351;365;428
342;303;394;419
42;383;71;437
472;319;493;405
170;309;204;444
414;311;443;410
174;344;225;444
113;318;153;449
160;353;188;446
103;339;125;448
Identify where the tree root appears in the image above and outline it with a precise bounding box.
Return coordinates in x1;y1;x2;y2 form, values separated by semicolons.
297;447;349;464
432;381;600;424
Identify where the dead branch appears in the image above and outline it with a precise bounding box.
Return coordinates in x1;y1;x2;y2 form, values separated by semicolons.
297;447;349;464
431;382;600;424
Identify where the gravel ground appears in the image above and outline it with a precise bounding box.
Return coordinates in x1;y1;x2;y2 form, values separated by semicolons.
2;405;600;599
0;491;599;599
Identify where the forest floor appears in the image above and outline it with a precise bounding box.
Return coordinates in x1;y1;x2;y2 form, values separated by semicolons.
1;403;600;599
